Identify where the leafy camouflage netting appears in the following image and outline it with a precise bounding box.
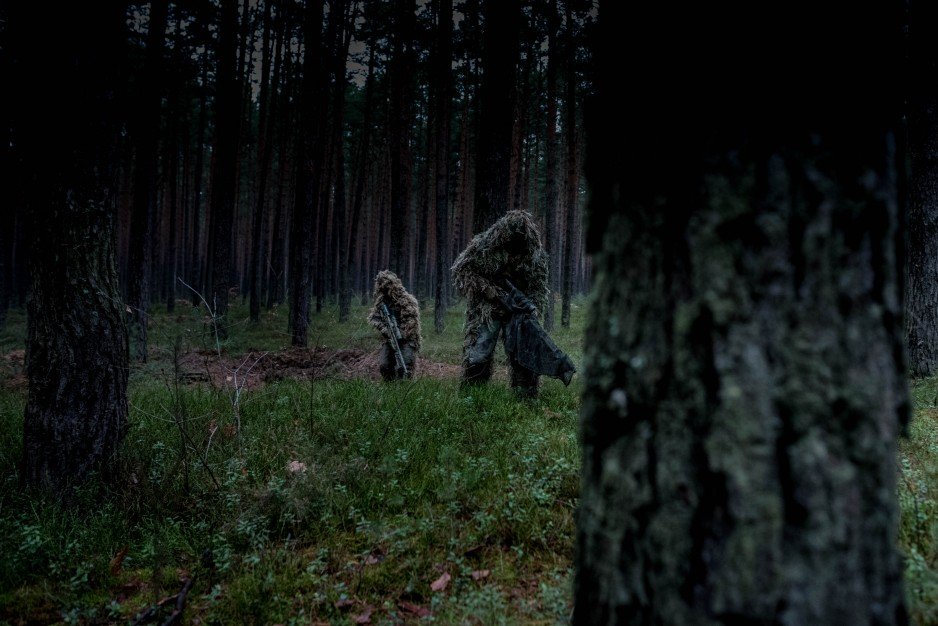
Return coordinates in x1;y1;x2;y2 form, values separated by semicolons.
451;210;549;346
367;270;422;351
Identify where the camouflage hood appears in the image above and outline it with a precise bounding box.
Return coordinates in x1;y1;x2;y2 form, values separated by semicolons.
451;210;549;324
367;270;422;350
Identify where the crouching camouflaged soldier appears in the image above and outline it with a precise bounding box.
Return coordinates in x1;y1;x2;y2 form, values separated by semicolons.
452;210;572;398
368;270;421;381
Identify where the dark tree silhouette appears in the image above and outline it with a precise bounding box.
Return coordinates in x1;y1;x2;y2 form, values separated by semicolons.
208;0;242;339
543;0;560;331
433;0;454;333
10;1;129;491
575;2;908;624
560;0;577;328
289;0;325;347
907;0;938;378
249;0;275;324
472;0;521;233
388;0;417;277
127;0;168;362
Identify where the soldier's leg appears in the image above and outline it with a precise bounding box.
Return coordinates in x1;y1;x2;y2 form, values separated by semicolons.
462;309;501;385
509;360;540;398
379;342;397;381
400;342;417;379
504;325;539;397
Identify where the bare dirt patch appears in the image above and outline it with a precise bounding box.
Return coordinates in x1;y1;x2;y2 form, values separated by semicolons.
175;347;463;389
0;349;26;390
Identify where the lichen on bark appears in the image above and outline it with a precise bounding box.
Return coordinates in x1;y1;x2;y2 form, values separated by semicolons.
575;3;909;624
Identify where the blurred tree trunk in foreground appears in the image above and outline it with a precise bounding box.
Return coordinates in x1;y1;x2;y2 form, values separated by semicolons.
575;2;909;624
10;1;129;491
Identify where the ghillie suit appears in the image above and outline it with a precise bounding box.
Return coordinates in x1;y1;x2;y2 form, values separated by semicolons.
367;270;421;380
453;210;564;397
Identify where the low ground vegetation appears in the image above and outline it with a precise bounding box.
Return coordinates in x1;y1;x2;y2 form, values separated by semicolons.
0;300;933;624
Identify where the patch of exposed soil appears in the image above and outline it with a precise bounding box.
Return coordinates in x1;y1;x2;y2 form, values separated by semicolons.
0;349;26;390
175;347;463;389
2;345;471;392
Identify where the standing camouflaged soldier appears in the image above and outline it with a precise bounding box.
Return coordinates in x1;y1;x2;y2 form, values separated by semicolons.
368;270;421;380
452;210;552;397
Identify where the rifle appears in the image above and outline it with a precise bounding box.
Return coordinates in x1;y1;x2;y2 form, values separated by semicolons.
498;279;576;385
380;303;409;377
500;279;538;315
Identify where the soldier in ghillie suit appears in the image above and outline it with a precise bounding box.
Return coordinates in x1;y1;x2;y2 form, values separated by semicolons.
368;270;421;381
453;210;573;398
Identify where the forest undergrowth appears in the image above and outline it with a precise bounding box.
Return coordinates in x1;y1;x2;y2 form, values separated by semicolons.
0;300;933;624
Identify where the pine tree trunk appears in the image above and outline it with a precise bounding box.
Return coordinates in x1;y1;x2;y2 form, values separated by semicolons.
345;42;377;318
288;0;324;346
12;2;130;491
190;59;209;294
208;0;242;338
267;35;293;310
472;0;520;233
434;0;453;333
334;0;353;322
543;0;559;331
164;111;179;314
575;4;908;624
907;0;938;378
249;0;275;323
560;0;576;328
388;0;416;277
127;0;168;362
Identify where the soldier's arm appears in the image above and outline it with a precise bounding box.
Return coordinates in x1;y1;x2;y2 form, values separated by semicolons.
367;298;390;338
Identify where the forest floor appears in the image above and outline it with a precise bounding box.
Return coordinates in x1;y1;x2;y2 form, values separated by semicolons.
0;299;934;625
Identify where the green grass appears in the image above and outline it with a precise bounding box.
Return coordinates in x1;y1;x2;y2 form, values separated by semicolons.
903;380;938;625
0;297;934;624
0;299;585;625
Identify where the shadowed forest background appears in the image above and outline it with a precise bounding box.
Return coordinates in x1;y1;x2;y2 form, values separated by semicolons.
1;0;594;343
0;1;937;625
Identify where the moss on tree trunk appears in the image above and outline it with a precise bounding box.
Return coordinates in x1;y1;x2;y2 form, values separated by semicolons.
575;3;909;624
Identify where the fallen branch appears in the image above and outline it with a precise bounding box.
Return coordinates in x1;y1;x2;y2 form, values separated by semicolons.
161;577;194;626
131;577;194;626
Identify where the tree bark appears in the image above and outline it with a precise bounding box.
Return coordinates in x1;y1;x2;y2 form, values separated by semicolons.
11;1;130;491
907;0;938;378
164;97;179;314
208;0;242;339
560;0;576;328
249;0;275;323
472;0;520;233
288;0;324;346
433;0;454;333
543;0;560;331
388;0;417;277
190;57;209;294
335;0;356;322
575;2;908;624
345;40;378;319
267;31;294;310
